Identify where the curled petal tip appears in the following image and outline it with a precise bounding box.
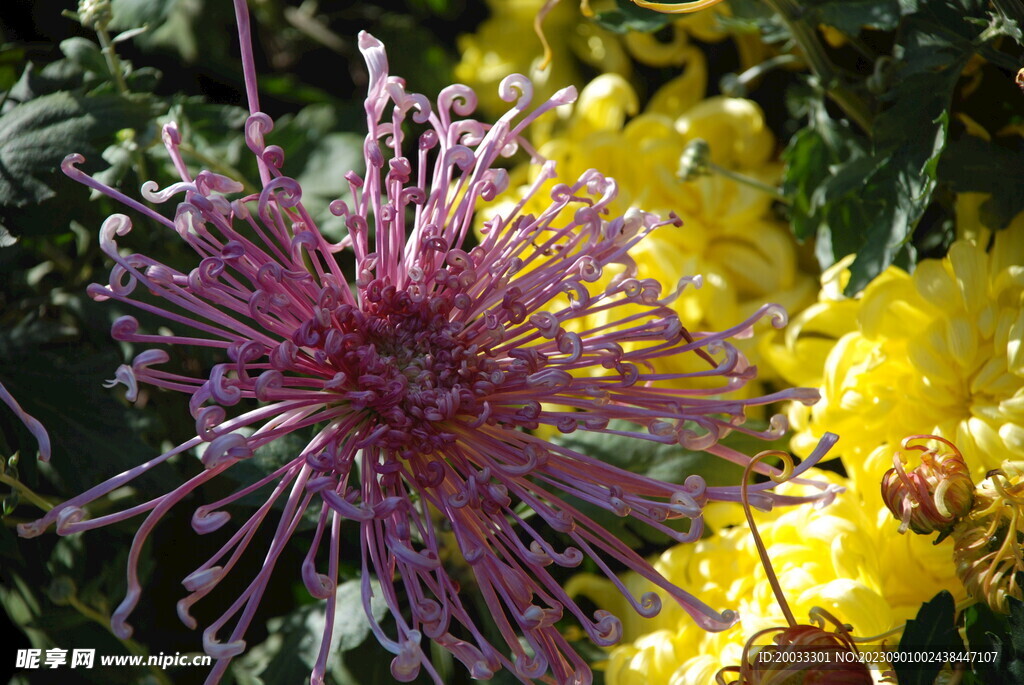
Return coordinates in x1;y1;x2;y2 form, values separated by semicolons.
111;612;134;640
176;599;198;630
182;566;224;593
357;31;383;50
192;507;231;534
55;506;87;534
61;153;86;175
552;85;578;105
203;635;247;660
16;520;48;538
161;122;181;145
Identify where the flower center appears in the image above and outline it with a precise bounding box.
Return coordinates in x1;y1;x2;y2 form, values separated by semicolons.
319;280;497;456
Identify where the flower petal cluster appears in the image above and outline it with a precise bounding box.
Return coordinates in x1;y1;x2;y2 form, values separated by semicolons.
568;467;962;685
770;208;1024;484
17;4;835;684
454;0;761;120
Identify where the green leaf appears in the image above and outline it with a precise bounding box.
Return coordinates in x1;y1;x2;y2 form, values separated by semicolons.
962;601;1011;680
782;87;872;242
0;46;26;95
783;0;989;294
941;135;1024;230
895;590;962;685
110;0;178;31
58;38;107;77
234;578;388;684
593;0;674;34
7;61;85;104
0;91;157;209
810;0;901;35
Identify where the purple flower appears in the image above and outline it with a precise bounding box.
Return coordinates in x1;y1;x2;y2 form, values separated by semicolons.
19;2;837;683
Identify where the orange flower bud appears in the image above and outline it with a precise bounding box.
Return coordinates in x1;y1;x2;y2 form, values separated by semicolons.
717;610;873;685
881;435;974;536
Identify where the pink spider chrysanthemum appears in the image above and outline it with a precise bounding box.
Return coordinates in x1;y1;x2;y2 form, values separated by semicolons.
18;2;838;683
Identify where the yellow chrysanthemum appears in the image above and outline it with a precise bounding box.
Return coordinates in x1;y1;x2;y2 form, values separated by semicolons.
567;468;963;684
455;0;631;119
484;71;816;399
456;0;768;119
772;204;1024;485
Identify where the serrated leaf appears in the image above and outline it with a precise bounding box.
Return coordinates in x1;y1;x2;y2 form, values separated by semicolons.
6;61;86;104
896;590;962;685
0;91;157;208
785;0;988;294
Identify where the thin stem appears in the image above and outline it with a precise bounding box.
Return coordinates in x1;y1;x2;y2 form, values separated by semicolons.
741;450;797;628
95;26;129;95
850;623;905;643
722;53;800;96
283;4;346;52
678;138;788;201
707;161;788;202
0;471;53;512
93;29;150;182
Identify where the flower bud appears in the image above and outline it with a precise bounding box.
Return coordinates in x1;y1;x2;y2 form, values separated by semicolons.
78;0;112;30
717;611;873;685
881;435;974;536
952;469;1024;614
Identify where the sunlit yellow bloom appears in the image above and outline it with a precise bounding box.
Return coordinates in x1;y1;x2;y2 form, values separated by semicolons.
777;209;1024;484
456;0;767;119
567;469;963;684
485;71;816;399
455;0;630;118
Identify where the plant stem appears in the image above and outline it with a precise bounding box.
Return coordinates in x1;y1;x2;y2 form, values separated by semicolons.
707;161;789;202
0;471;53;512
94;27;151;182
95;26;129;95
